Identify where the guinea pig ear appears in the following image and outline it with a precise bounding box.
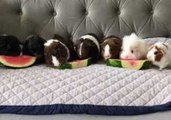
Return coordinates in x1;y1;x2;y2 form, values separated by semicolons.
53;34;63;40
112;40;121;46
155;46;166;55
100;42;105;48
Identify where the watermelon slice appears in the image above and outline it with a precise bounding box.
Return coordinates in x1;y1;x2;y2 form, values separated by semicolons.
106;59;151;70
54;58;91;69
0;55;36;68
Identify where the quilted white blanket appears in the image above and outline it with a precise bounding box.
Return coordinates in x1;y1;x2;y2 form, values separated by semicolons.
0;37;171;115
1;64;171;106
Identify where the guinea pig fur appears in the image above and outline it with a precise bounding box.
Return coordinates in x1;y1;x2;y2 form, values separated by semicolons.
0;34;21;56
147;42;171;70
101;35;122;60
120;33;148;60
44;35;71;67
23;35;46;60
75;33;100;62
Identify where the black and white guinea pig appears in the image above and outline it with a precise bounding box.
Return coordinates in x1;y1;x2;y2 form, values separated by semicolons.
0;34;21;56
100;36;122;60
120;33;148;60
74;33;100;62
147;42;171;70
23;35;46;60
44;34;75;67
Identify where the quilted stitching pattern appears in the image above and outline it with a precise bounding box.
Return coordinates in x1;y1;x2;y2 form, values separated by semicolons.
0;0;171;42
1;64;171;106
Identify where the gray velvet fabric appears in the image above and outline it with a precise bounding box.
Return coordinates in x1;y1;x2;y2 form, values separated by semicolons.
0;0;171;43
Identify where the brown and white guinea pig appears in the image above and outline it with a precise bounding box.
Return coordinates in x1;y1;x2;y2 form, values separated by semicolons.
100;36;122;60
147;42;171;70
74;33;100;62
120;33;148;60
44;34;75;67
22;35;46;62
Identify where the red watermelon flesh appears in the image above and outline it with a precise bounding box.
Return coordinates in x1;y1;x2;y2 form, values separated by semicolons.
0;55;36;68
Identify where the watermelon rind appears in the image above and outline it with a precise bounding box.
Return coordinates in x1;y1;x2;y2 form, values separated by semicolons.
0;55;36;68
106;59;151;70
0;62;3;67
55;58;91;69
106;59;121;67
140;61;151;70
57;63;72;69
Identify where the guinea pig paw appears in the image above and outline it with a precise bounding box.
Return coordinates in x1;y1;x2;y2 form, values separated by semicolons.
159;67;163;70
159;66;165;70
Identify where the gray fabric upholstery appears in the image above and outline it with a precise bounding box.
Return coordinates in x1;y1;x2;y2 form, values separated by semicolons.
0;0;171;43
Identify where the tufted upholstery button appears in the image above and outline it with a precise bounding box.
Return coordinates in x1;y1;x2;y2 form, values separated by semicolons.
51;10;57;16
117;10;121;15
149;9;154;14
115;8;120;15
0;0;170;40
85;11;88;15
150;10;153;14
17;9;22;15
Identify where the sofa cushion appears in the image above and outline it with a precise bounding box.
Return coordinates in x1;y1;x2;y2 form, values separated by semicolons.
0;0;171;42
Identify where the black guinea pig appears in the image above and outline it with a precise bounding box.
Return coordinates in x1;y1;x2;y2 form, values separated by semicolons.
44;34;76;67
0;34;21;56
22;35;46;60
101;36;122;60
74;33;100;62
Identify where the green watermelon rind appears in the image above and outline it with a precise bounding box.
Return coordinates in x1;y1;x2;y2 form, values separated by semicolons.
57;63;72;69
55;58;91;69
140;61;151;70
106;59;151;70
106;59;121;67
0;62;3;67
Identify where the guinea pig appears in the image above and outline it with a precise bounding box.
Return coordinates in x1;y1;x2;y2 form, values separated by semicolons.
23;35;46;60
44;34;73;67
74;33;100;62
0;34;21;56
147;42;171;70
120;33;148;60
101;36;122;60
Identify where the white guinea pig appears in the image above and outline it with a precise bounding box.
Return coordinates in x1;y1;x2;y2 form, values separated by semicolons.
120;33;148;60
147;42;171;70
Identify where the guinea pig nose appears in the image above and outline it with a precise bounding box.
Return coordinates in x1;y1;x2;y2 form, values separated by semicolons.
104;55;111;59
104;55;110;58
125;56;128;59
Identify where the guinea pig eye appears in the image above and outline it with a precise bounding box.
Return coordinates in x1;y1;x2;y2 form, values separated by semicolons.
131;50;134;53
154;51;158;55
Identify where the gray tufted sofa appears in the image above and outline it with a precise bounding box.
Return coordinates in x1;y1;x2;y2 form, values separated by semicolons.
1;0;171;42
1;0;171;120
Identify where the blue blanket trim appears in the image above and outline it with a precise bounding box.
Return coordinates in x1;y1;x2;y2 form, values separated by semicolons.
0;102;171;115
